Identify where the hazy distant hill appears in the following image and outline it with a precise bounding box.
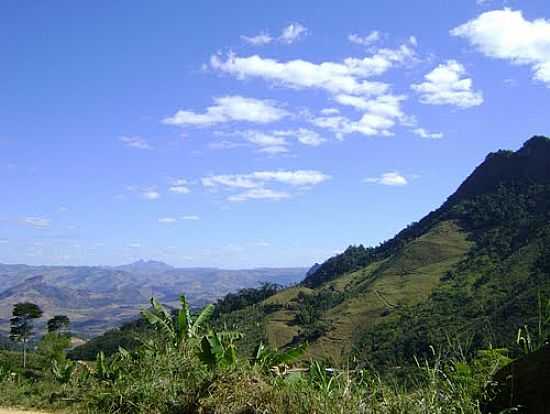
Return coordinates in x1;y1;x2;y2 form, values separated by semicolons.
217;136;550;364
0;261;306;337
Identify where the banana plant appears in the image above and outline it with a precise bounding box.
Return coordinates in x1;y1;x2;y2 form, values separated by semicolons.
51;359;76;385
142;295;214;350
198;330;243;370
253;341;307;373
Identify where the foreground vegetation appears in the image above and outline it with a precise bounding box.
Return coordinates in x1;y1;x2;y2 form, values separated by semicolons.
0;293;528;414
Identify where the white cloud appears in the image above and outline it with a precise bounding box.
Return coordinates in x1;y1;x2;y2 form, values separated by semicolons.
244;131;288;149
228;188;291;202
413;128;444;139
143;190;160;200
203;170;330;201
202;174;259;189
365;172;408;186
451;8;550;87
169;178;190;194
210;44;415;97
320;108;340;115
411;60;483;108
258;145;289;155
23;217;50;228
349;31;380;46
163;96;289;127
311;94;409;139
120;136;152;150
222;129;325;154
241;32;273;46
182;215;200;221
273;128;326;146
210;45;416;138
241;23;307;46
280;23;308;44
158;217;177;224
203;170;330;189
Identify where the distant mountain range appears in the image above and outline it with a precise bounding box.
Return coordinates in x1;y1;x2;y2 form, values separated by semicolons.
0;261;306;337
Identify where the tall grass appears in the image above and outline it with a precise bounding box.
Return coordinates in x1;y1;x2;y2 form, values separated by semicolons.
0;296;515;413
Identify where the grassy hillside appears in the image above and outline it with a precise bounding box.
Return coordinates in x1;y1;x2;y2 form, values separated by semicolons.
259;220;472;360
216;136;550;365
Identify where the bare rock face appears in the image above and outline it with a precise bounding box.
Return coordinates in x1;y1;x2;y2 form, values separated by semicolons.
483;345;550;414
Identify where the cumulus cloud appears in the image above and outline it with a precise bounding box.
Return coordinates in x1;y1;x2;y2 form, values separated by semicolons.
163;96;289;127
280;23;308;44
348;31;380;46
310;94;410;139
211;44;417;138
120;136;152;150
451;8;550;87
411;60;483;108
202;170;330;202
23;217;50;228
413;128;444;139
210;44;415;96
365;172;408;186
169;178;190;194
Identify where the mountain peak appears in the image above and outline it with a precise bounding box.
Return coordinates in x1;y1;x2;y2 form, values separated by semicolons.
517;135;550;155
447;136;550;204
116;259;174;275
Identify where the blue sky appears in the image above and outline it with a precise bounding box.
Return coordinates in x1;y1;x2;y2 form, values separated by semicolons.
1;0;549;268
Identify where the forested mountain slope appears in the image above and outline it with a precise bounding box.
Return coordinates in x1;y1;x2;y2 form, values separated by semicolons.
219;136;550;364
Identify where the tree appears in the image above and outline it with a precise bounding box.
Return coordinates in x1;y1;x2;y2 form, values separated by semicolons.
10;302;43;368
47;315;70;334
38;332;71;366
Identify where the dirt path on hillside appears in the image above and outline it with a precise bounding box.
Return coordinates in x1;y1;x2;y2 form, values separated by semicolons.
0;409;55;414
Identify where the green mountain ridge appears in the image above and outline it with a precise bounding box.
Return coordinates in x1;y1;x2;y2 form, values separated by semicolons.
218;136;550;364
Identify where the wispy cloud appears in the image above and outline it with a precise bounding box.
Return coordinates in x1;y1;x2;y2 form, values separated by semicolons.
169;178;190;194
182;215;200;221
364;172;408;186
348;31;380;47
228;188;290;202
163;96;289;127
279;23;308;44
202;170;330;202
158;217;177;224
241;23;307;46
23;217;50;228
120;136;152;150
142;190;161;200
241;32;273;46
413;128;444;139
